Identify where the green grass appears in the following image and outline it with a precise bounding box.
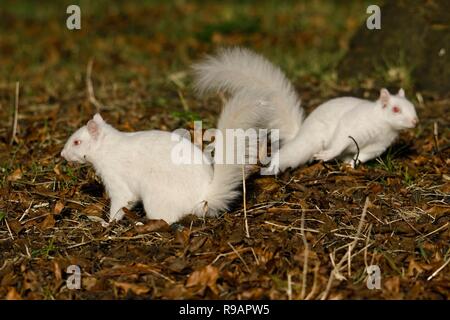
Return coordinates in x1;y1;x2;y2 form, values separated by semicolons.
32;238;57;258
0;0;374;96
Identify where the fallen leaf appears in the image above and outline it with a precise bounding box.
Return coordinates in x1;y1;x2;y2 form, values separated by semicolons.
6;219;23;234
164;256;189;273
7;168;22;182
188;236;207;253
54;201;64;215
40;214;55;230
53;261;62;281
83;277;98;291
186;265;219;295
407;258;424;277
83;203;105;217
6;287;22;300
113;281;150;295
135;219;170;233
384;276;400;294
53;163;61;175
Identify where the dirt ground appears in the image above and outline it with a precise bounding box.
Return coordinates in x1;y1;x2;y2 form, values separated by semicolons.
0;1;449;300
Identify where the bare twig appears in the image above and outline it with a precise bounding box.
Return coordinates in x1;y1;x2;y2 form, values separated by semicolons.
305;262;320;300
242;165;250;238
177;90;189;111
427;256;450;281
300;207;308;299
264;221;319;233
211;247;250;265
320;197;369;300
348;135;360;168
10;82;19;145
86;59;104;112
228;242;251;273
433;122;439;153
5;219;14;240
418;222;448;241
287;273;292;300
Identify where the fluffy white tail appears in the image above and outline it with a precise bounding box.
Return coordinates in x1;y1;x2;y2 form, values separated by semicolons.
192;47;304;142
192;47;304;213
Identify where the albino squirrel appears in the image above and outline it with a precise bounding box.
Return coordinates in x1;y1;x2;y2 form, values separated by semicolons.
194;48;419;173
60;47;299;224
268;88;419;173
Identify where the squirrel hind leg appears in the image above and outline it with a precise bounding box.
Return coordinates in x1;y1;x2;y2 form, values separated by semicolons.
192;200;210;218
109;197;137;222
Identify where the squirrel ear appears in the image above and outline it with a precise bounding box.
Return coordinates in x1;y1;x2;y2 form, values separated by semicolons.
93;113;104;124
380;88;391;107
87;120;100;139
397;88;405;97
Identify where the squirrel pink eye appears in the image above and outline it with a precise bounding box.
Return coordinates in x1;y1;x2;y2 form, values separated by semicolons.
73;140;81;146
392;106;401;113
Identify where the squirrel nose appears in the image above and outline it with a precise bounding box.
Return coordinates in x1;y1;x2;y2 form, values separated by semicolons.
411;117;419;126
60;150;66;158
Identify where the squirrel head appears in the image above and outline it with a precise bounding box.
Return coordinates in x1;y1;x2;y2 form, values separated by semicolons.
378;88;419;130
60;113;106;163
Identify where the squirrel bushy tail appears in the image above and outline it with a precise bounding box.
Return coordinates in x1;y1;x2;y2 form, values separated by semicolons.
192;47;304;213
192;47;304;141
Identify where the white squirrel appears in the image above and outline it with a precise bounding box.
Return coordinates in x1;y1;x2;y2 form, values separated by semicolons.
268;88;419;173
193;48;419;173
192;47;304;164
60;47;300;224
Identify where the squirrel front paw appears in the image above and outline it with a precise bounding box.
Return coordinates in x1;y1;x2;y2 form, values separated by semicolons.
264;161;281;176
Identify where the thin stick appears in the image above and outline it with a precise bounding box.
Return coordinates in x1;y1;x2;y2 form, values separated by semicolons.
264;221;319;233
242;165;250;238
427;256;450;281
433;122;439;153
86;59;104;112
300;207;308;299
305;262;320;300
177;90;189;111
5;219;14;240
348;135;360;167
10;82;19;145
287;273;292;300
418;222;448;241
320;197;369;300
347;244;352;277
212;247;250;265
228;242;251;273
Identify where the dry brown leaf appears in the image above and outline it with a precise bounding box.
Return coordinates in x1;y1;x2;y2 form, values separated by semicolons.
53;163;61;175
53;261;62;281
6;219;23;234
426;206;450;219
175;227;190;246
185;265;219;295
384;276;400;293
6;287;22;300
113;281;150;295
407;258;424;277
82;277;98;291
135;219;170;233
83;203;105;217
40;214;55;230
7;168;22;182
54;201;64;215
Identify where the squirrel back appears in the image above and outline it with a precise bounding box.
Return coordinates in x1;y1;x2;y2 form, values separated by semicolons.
269;88;419;172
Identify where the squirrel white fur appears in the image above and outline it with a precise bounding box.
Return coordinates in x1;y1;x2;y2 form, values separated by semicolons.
268;88;419;173
193;48;419;173
61;47;297;224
